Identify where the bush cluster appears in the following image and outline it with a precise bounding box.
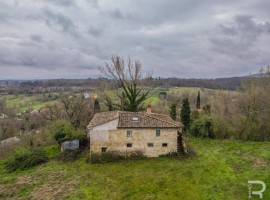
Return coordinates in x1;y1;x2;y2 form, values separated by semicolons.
88;151;146;164
48;120;88;145
159;152;178;158
5;148;48;172
55;149;84;162
190;115;214;138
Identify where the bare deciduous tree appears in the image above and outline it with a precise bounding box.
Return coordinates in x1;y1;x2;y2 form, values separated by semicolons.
99;55;152;112
40;103;63;121
60;94;94;129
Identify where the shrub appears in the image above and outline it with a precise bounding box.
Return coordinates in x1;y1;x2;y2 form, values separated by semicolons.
212;115;234;139
72;129;89;148
49;121;87;145
159;152;178;158
184;143;197;158
5;148;48;172
55;149;84;162
48;120;74;144
190;115;214;138
88;151;146;164
43;145;60;159
126;151;146;160
89;152;125;164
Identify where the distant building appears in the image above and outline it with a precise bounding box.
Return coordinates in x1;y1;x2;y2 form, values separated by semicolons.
90;93;98;99
84;93;97;99
84;93;90;99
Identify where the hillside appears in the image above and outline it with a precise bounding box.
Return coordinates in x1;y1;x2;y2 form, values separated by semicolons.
1;138;269;200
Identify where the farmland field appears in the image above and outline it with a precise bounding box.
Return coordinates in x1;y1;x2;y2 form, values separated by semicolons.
0;94;58;112
0;87;239;114
1;138;269;200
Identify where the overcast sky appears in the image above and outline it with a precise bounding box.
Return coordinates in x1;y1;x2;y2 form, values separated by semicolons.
0;0;270;79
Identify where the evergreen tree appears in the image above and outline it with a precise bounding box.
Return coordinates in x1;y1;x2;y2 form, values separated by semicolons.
196;91;200;109
180;97;191;132
169;103;177;120
94;98;100;113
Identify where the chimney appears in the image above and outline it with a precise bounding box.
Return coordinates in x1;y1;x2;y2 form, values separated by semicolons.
147;104;152;114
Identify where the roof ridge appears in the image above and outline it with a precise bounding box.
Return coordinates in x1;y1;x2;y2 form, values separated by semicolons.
87;111;119;129
142;112;182;127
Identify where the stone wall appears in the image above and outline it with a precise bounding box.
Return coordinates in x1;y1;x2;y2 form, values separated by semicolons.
89;124;179;157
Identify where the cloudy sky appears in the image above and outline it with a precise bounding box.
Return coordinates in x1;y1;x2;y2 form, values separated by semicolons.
0;0;270;79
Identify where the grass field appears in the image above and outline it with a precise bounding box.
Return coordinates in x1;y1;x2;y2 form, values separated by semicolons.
1;138;269;199
0;94;57;112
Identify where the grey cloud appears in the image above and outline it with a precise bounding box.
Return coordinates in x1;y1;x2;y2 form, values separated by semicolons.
43;10;80;37
88;26;103;37
211;15;270;55
79;66;97;70
87;0;99;8
103;8;137;21
107;8;125;19
1;0;270;79
30;34;43;42
0;13;8;23
46;0;74;7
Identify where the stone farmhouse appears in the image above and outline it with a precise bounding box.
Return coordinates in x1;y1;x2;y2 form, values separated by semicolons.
87;106;184;157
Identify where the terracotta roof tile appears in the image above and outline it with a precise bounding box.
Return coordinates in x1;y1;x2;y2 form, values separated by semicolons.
87;111;119;129
88;111;182;129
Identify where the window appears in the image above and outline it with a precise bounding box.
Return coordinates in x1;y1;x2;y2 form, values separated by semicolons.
127;130;132;137
101;147;107;153
162;143;168;147
132;117;139;121
147;143;154;147
156;130;161;137
127;143;132;148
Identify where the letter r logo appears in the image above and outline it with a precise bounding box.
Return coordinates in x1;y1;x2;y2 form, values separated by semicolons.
248;180;266;199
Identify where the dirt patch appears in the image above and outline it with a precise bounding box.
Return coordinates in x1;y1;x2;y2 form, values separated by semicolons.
0;184;19;199
31;181;77;200
16;176;37;185
252;158;269;168
0;176;37;199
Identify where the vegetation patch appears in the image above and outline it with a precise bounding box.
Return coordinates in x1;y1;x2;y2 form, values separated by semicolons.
5;148;48;172
56;149;85;162
88;151;147;164
31;181;77;200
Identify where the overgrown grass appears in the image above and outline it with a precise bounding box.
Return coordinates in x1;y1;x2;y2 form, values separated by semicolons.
0;138;269;199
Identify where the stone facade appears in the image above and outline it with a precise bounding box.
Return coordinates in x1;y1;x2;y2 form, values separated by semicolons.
89;119;179;157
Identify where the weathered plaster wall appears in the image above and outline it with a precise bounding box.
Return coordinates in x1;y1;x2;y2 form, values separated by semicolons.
89;119;118;142
89;127;179;157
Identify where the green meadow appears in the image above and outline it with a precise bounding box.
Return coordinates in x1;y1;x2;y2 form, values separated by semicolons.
0;94;57;112
1;138;269;200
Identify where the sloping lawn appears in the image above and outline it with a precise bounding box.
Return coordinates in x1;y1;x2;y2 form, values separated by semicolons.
0;138;269;199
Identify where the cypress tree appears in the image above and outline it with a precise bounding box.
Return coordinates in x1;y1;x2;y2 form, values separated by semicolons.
180;97;191;132
94;98;100;113
196;91;201;109
169;103;177;120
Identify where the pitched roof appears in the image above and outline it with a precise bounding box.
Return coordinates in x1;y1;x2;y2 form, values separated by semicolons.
87;111;182;129
87;111;119;129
